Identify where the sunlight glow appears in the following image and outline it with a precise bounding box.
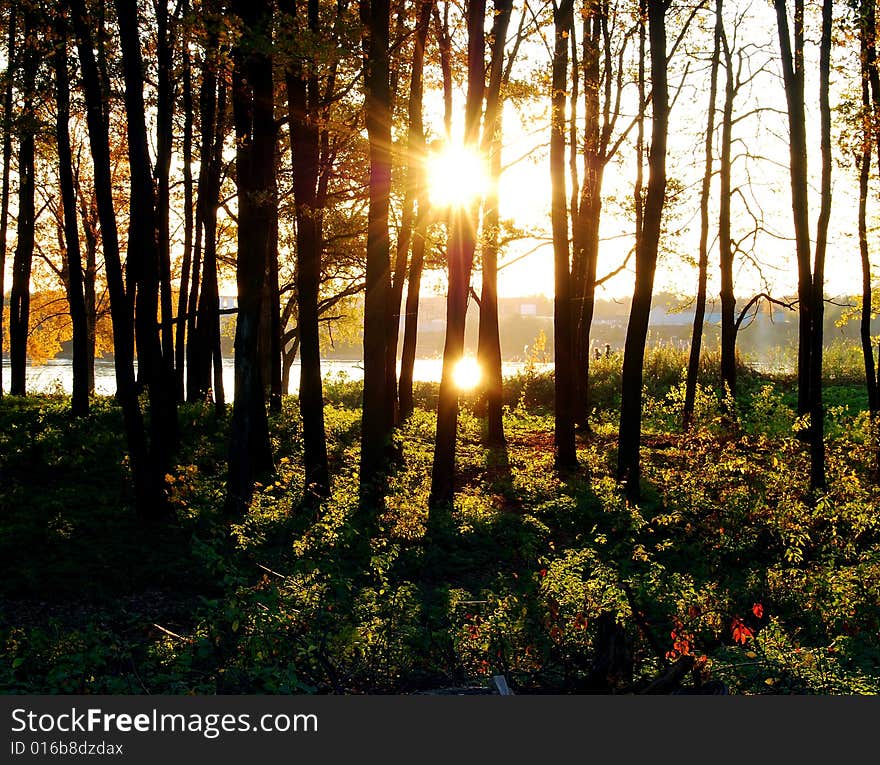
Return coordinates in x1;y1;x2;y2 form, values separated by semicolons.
452;356;482;391
425;144;489;209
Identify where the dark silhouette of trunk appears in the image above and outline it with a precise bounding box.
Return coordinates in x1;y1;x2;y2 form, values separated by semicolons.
115;0;178;467
617;0;667;502
683;0;721;429
54;14;90;417
551;0;577;470
429;0;486;508
74;171;98;394
718;20;736;402
191;50;226;407
386;0;432;424
176;26;194;400
571;1;602;428
266;209;282;413
68;0;164;517
477;0;513;447
285;0;330;499
155;0;175;376
360;0;395;511
226;0;275;514
0;8;14;398
400;2;453;417
859;0;878;416
809;0;831;492
9;9;37;397
775;0;811;417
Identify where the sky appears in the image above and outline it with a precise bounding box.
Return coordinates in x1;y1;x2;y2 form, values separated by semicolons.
418;0;874;305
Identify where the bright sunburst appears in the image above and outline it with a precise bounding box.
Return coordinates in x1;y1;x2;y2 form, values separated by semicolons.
425;144;489;209
452;356;482;391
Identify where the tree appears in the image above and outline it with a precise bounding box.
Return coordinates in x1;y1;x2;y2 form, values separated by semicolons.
360;0;394;511
0;7;15;399
683;0;721;429
617;0;669;502
9;6;38;396
429;0;486;509
225;0;276;514
284;0;331;501
551;0;577;470
53;10;90;416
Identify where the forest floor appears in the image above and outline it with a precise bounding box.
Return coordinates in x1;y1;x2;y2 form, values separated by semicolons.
1;353;879;694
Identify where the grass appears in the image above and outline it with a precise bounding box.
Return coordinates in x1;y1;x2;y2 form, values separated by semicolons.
1;343;878;694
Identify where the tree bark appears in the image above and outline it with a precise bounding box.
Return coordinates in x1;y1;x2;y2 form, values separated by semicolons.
68;0;164;518
429;0;486;508
54;13;90;417
0;7;14;398
683;0;721;429
551;0;577;470
176;24;194;400
285;0;331;500
774;0;812;417
226;0;275;514
360;0;395;511
718;20;736;402
617;0;667;502
477;0;513;447
9;8;37;397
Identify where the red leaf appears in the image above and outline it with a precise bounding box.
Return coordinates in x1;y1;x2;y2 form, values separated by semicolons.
752;603;764;619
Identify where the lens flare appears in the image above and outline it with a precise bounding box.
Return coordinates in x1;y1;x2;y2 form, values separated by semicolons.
452;357;482;391
425;144;489;209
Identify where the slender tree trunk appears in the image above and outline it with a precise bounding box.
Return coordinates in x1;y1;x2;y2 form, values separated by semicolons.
286;0;330;499
386;0;433;424
69;0;164;517
9;9;37;397
226;0;275;514
176;28;194;400
155;0;175;376
54;15;90;417
115;0;179;468
775;0;812;417
477;0;513;447
859;0;878;416
0;8;15;398
360;0;395;511
617;0;668;502
429;0;486;509
683;0;721;429
718;23;736;402
75;177;99;394
551;0;577;470
809;0;831;492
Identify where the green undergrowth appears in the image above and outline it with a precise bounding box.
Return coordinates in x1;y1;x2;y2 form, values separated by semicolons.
1;350;879;695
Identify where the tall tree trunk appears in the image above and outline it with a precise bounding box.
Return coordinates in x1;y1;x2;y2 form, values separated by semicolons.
360;0;395;511
684;0;721;429
225;0;275;514
386;0;433;424
74;174;99;394
477;0;513;447
429;0;486;509
54;14;90;417
617;0;668;502
718;21;736;402
115;0;179;468
176;26;194;400
155;0;175;376
775;0;812;417
286;0;330;500
68;0;164;517
9;9;37;397
809;0;831;492
0;7;14;398
551;0;577;470
859;0;878;416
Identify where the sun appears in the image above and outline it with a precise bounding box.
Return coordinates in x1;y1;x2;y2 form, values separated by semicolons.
452;356;482;391
425;143;490;209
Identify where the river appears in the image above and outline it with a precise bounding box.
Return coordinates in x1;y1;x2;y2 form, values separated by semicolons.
1;357;552;398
